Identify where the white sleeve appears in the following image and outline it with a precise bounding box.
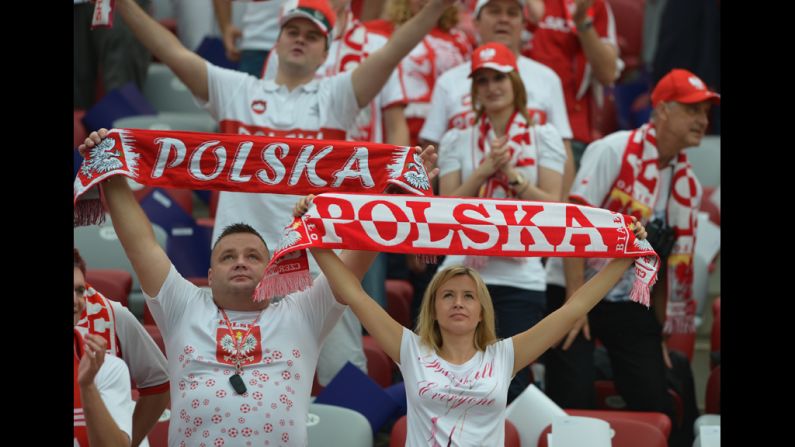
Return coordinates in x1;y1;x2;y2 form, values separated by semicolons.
200;62;258;120
95;356;134;442
419;75;452;144
145;264;204;338
568;138;624;207
437;129;464;177
289;274;347;344
324;71;362;131
495;338;516;381
544;73;573;140
397;327;419;369
535;124;567;174
111;302;169;391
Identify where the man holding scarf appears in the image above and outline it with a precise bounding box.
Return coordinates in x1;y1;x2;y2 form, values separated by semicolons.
544;68;719;447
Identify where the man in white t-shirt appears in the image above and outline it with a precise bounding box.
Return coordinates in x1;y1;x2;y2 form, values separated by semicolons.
74;248;169;447
419;0;575;197
78;123;438;445
74;265;135;447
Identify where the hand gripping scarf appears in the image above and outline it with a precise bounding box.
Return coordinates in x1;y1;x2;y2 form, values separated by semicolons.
73;128;433;226
257;193;660;305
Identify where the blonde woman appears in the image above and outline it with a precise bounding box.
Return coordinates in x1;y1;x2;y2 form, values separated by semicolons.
436;41;567;402
295;194;647;446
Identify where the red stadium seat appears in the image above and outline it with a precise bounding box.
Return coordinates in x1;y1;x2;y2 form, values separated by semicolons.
390;415;521;447
595;380;683;427
711;297;721;369
705;365;720;415
85;269;133;307
385;279;413;328
538;417;667;447
362;335;395;387
605;0;645;79
666;331;696;362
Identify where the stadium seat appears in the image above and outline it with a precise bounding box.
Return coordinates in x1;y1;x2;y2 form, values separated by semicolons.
705;366;720;415
85;269;133;307
306;403;373;447
538;417;667;447
362;335;394;387
385;279;413;328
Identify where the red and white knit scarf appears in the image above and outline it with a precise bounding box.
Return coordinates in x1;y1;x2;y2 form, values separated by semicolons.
256;193;660;305
467;112;539;268
75;285;121;357
580;123;701;335
73;128;433;226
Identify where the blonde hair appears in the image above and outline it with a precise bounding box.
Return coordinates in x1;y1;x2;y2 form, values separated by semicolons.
414;265;498;353
386;0;459;32
471;70;530;124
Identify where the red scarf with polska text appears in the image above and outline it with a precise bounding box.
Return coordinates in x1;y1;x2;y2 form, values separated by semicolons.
256;193;660;305
576;123;701;335
74;128;433;226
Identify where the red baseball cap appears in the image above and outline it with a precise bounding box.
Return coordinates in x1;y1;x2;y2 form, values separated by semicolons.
469;42;518;77
279;0;337;40
651;69;721;107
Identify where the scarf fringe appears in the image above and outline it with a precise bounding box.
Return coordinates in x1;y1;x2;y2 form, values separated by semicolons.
74;199;106;227
629;278;651;308
419;254;438;265
254;270;312;303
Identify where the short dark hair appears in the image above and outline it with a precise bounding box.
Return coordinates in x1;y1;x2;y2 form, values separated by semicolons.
212;223;268;251
74;248;87;276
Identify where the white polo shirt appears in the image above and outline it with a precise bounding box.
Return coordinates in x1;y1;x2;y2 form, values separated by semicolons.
198;62;360;266
419;56;573;144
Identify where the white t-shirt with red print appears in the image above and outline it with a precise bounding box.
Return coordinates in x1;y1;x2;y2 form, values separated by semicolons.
199;62;359;271
436;121;567;292
398;329;514;447
145;264;346;447
420;56;573;144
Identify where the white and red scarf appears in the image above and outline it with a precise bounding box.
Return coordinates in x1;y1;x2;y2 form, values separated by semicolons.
75;285;121;357
73;128;433;226
584;123;701;335
467;112;540;268
90;0;114;28
257;193;660;305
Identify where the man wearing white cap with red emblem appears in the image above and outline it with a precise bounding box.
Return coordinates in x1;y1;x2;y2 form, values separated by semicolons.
544;68;719;447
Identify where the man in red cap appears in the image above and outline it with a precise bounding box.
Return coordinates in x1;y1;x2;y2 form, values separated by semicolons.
543;68;718;447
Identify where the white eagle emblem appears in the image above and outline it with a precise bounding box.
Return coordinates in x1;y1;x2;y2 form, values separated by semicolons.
220;333;258;356
275;221;303;253
81;137;124;178
403;154;430;190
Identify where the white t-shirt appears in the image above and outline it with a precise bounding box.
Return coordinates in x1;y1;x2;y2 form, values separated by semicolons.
145;264;346;446
200;62;359;276
76;299;169;391
437;123;567;291
239;0;286;51
546;130;669;302
419;56;573;144
399;329;514;447
261;19;405;144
